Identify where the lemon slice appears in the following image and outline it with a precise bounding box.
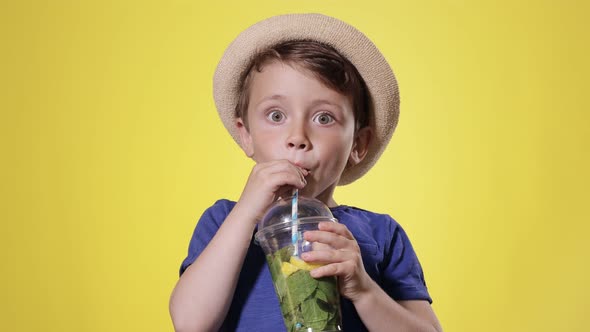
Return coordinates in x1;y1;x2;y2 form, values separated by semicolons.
281;262;299;276
289;256;323;271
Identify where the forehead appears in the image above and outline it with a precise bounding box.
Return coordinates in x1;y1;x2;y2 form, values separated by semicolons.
248;60;352;106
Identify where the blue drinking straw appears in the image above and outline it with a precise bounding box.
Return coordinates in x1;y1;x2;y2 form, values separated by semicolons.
291;189;299;256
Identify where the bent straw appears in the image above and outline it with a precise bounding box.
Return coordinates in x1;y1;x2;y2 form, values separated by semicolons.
291;189;299;256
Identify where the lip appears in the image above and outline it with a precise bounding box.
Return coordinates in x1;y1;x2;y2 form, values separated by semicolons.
293;162;311;173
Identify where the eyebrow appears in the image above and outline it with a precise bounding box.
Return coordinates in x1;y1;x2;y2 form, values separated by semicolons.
252;94;284;108
256;94;285;103
309;99;344;110
255;95;344;110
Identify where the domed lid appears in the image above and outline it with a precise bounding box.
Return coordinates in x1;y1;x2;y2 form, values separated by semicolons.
257;196;336;234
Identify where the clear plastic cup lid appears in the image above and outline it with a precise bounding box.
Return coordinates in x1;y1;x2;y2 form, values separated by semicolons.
256;196;336;237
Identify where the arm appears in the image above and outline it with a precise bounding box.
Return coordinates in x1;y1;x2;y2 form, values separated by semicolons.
302;222;442;332
169;203;258;332
169;160;308;332
354;284;442;332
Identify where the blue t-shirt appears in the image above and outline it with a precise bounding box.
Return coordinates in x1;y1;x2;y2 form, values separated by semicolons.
180;199;431;331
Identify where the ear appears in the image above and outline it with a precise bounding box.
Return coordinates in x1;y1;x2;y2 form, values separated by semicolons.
236;118;254;157
348;126;372;166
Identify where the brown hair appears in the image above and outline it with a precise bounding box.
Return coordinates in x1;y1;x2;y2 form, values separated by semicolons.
235;40;369;131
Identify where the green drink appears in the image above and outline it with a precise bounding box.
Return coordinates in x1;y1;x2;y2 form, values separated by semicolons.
255;196;343;331
266;245;341;332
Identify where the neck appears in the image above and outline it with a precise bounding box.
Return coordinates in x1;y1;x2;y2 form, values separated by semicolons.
312;185;339;208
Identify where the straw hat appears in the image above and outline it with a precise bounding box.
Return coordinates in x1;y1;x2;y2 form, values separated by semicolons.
213;13;399;185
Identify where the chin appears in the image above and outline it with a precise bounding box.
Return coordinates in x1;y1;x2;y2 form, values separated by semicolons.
299;187;314;197
301;183;336;202
299;186;319;199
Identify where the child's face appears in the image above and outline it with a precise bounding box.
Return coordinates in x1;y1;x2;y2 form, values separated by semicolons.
236;61;370;204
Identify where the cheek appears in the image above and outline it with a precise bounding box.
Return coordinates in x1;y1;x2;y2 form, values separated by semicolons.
317;138;352;168
321;132;354;154
251;131;282;158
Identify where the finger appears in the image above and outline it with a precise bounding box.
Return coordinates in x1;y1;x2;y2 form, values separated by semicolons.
309;261;356;278
301;249;357;265
265;159;309;176
303;230;356;251
256;168;307;191
255;160;305;178
317;221;355;240
259;175;306;194
272;169;307;184
258;161;308;185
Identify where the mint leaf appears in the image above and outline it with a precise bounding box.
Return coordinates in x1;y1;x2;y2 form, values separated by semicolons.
286;270;318;307
266;254;281;283
267;246;341;331
317;277;339;304
278;245;294;262
301;293;329;330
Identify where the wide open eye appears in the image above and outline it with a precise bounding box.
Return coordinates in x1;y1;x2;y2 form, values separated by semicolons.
267;110;285;123
313;112;334;125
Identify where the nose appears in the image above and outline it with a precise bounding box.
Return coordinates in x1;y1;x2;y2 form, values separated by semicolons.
286;123;311;151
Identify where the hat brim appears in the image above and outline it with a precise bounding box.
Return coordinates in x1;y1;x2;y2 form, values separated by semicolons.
213;13;399;185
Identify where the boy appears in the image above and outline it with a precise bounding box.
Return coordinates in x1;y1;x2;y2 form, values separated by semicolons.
170;13;442;331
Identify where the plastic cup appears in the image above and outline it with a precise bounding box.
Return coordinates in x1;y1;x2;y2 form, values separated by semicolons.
255;196;342;332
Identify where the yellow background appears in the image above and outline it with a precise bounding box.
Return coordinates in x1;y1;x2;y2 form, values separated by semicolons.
1;1;588;331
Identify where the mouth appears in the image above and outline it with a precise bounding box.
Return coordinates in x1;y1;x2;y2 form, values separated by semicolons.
293;162;312;174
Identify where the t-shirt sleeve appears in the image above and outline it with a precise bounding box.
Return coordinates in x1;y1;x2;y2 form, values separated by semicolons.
178;199;235;276
381;220;432;303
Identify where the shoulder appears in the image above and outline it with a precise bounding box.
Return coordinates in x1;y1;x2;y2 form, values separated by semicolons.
331;205;401;253
199;199;237;225
330;205;420;260
209;198;237;213
331;205;399;233
332;205;395;221
210;198;237;211
179;199;238;276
